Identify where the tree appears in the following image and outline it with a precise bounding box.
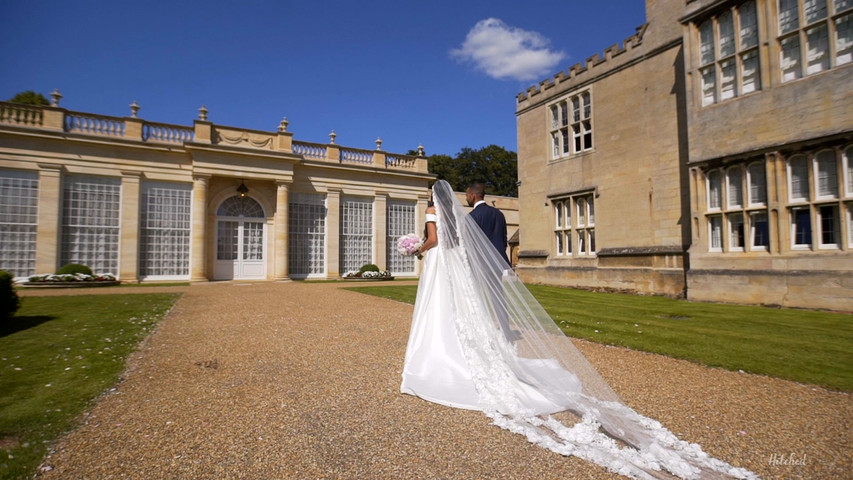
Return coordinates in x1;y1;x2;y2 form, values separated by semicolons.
423;145;518;197
9;91;50;106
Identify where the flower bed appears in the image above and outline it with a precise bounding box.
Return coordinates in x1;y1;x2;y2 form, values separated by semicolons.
22;273;119;288
342;270;394;281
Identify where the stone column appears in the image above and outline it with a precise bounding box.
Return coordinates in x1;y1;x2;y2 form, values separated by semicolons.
119;172;142;282
326;189;341;278
35;165;63;274
273;181;290;280
191;175;210;282
374;193;387;269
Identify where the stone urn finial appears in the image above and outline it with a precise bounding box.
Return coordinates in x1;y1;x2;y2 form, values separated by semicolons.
417;143;425;156
376;137;383;150
278;117;289;133
329;130;337;144
130;100;140;118
50;88;62;107
198;105;209;121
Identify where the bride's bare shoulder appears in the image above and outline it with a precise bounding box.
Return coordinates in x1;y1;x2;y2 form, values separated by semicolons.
426;205;436;214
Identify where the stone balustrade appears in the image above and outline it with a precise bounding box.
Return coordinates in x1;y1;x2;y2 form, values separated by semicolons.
0;100;428;173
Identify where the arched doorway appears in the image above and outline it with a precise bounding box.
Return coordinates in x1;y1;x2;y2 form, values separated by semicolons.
214;195;267;280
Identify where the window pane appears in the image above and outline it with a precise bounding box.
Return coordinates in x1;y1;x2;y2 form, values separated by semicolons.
709;215;723;249
552;133;560;157
340;197;373;273
560;103;568;127
387;201;416;274
790;156;810;200
816;150;838;197
699;20;715;65
837;0;853;12
588;196;595;225
555;202;563;227
728;167;744;207
582;92;591;118
781;35;803;82
701;66;717;106
577;197;586;226
551;106;559;129
556;231;564;255
750;211;770;247
0;170;38;277
583;121;593;150
719;10;736;57
740;1;759;48
806;24;830;74
708;170;722;209
729;213;745;249
749;163;767;204
573;125;582;153
720;59;737;100
562;129;570;154
779;0;800;34
819;204;838;244
793;207;813;245
589;229;596;253
139;182;192;277
836;13;853;65
289;193;326;276
804;0;828;23
61;176;121;275
741;49;761;93
847;146;853;193
572;97;580;122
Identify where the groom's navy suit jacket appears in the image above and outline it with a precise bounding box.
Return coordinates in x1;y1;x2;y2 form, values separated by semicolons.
469;202;510;267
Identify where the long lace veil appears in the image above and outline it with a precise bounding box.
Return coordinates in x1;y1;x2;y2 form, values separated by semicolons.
430;180;758;480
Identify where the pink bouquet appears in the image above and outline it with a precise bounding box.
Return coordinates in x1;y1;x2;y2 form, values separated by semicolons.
397;233;423;256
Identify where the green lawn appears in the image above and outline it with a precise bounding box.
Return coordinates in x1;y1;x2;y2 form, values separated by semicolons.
344;284;853;392
0;293;181;480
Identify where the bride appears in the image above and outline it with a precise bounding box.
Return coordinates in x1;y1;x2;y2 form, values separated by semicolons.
401;180;759;480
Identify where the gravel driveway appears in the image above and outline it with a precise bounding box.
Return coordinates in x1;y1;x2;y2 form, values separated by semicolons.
30;281;851;479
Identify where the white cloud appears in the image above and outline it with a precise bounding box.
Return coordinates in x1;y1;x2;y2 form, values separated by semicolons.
450;18;565;82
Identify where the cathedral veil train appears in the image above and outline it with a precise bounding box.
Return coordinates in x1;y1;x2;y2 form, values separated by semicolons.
401;180;759;480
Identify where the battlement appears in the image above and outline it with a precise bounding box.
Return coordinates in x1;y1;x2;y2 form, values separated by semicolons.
516;23;649;105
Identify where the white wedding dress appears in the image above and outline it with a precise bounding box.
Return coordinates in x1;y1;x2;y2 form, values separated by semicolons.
401;180;760;480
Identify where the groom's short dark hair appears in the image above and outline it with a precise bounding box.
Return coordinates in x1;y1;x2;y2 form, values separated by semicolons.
467;182;485;199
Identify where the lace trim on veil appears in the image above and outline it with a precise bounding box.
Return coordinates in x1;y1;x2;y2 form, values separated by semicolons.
430;180;759;480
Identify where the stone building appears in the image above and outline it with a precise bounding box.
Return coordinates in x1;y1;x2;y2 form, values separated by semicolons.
515;0;853;310
0;95;434;282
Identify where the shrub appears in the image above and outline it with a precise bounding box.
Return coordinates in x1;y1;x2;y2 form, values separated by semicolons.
0;270;20;321
56;264;93;276
358;264;380;274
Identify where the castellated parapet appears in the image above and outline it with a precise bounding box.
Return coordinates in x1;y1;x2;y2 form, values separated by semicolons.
516;23;649;106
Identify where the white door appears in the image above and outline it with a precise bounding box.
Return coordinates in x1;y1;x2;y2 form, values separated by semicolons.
214;196;267;280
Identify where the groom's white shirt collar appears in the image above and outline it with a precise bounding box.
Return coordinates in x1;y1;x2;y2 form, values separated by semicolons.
473;200;487;208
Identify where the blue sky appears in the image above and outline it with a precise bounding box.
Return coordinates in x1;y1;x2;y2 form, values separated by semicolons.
1;1;646;157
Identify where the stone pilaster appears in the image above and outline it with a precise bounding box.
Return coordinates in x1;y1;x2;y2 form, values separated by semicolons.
326;189;341;278
273;181;290;280
119;171;142;282
374;193;387;269
35;164;62;274
191;175;210;282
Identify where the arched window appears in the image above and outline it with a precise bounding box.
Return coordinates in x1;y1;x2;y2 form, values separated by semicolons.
217;196;265;218
815;149;838;198
788;154;809;201
747;162;767;205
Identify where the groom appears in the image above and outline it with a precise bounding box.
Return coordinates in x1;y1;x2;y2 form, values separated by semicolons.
466;182;510;267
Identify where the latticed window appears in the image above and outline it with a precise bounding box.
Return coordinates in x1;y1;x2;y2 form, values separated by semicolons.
289;193;326;278
552;193;594;256
778;0;853;82
705;162;769;251
340;197;373;273
61;176;121;275
139;182;191;278
549;89;593;159
786;147;851;249
0;169;38;277
697;1;762;106
386;200;416;275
